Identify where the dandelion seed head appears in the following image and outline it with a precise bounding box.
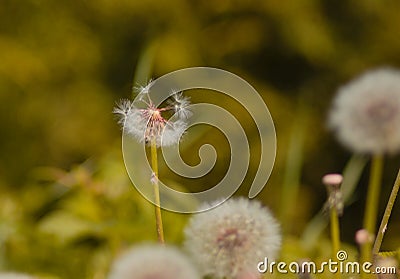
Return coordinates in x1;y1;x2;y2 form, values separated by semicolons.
114;87;191;147
329;68;400;154
107;245;200;279
184;197;281;279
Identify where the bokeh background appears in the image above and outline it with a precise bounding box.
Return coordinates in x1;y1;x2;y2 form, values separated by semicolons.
1;0;400;278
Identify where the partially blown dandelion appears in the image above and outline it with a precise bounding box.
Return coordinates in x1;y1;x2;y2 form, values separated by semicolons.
107;245;200;279
184;198;281;279
329;67;400;154
114;81;192;243
113;84;191;147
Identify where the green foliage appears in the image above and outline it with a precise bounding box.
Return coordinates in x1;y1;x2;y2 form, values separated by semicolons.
1;149;188;278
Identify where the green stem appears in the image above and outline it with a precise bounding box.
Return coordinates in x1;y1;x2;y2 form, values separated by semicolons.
360;155;384;266
372;167;400;256
330;208;341;256
330;208;341;279
151;139;165;244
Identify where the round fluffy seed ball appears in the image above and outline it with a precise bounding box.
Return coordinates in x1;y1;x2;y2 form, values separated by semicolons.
329;68;400;154
184;197;281;279
107;244;200;279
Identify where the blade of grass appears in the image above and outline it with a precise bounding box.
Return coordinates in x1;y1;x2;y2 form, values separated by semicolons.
132;39;159;98
279;105;307;232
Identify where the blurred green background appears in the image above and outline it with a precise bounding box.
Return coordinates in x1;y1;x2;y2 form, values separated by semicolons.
1;0;400;278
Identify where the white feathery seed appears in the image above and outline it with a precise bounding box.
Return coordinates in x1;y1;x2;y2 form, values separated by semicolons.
134;79;154;96
329;68;400;154
184;197;281;279
171;92;192;119
107;244;200;279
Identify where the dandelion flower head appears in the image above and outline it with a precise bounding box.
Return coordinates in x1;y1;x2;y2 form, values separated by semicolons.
114;81;191;147
107;244;200;279
329;68;400;154
184;197;281;279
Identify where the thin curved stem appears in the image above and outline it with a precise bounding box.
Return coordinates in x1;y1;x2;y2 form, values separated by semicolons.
330;207;341;279
372;167;400;256
330;208;341;257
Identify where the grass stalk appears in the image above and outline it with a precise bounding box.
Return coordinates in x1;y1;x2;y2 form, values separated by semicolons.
372;167;400;257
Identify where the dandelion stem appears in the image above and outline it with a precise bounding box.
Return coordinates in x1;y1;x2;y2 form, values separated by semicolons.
151;139;165;244
330;208;341;256
330;207;341;279
372;167;400;257
361;154;384;264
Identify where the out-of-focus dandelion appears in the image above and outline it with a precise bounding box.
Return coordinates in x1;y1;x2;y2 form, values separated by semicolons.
328;67;400;266
329;68;400;155
184;197;281;279
114;80;192;244
107;244;200;279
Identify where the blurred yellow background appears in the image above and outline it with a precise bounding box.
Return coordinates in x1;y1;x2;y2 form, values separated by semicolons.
1;0;400;278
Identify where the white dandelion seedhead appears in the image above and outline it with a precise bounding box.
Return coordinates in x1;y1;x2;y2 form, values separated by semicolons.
184;197;281;279
113;87;191;147
329;67;400;154
107;245;200;279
